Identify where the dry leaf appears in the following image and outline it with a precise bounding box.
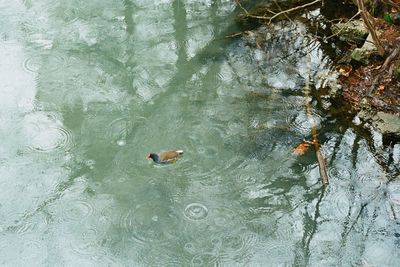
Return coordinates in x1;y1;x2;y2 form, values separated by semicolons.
292;142;311;155
338;65;352;77
376;84;385;95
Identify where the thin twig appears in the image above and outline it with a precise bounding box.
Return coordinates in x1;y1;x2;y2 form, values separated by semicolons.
235;0;249;15
383;0;400;10
236;0;322;24
225;32;245;38
268;0;321;23
273;0;293;23
323;10;361;41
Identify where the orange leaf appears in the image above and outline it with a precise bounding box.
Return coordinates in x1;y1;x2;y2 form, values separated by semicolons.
376;84;385;95
338;65;352;77
292;142;311;155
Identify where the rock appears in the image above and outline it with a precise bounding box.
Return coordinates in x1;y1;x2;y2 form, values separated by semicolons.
372;112;400;135
331;19;369;42
351;33;378;64
359;110;400;136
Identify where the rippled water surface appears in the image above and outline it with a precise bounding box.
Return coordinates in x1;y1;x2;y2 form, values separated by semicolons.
1;0;399;266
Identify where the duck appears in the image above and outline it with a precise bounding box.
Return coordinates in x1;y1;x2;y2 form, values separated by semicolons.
146;149;184;164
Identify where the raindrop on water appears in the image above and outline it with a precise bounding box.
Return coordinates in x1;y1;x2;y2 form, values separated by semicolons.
184;203;209;221
61;200;94;222
22;56;41;73
117;139;126;146
23;112;74;153
191;253;219;267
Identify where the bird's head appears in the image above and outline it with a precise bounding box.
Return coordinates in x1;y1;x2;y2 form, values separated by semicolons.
146;153;157;161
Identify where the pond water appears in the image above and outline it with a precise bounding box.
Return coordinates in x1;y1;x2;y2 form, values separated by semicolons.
1;0;399;266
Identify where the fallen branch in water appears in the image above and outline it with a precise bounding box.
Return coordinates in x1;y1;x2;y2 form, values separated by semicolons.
313;139;330;185
303;62;330;185
236;0;321;24
292;137;329;185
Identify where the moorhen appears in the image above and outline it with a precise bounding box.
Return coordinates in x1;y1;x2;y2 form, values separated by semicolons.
146;149;184;164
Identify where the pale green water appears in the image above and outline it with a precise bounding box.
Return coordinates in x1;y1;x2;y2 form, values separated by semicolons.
1;0;400;266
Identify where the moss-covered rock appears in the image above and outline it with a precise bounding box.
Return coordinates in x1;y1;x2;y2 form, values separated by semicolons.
331;19;369;42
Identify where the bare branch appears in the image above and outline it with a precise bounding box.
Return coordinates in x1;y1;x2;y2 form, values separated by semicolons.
235;0;249;16
323;10;361;41
382;38;400;70
236;0;322;24
273;0;293;23
356;0;385;56
268;0;321;23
